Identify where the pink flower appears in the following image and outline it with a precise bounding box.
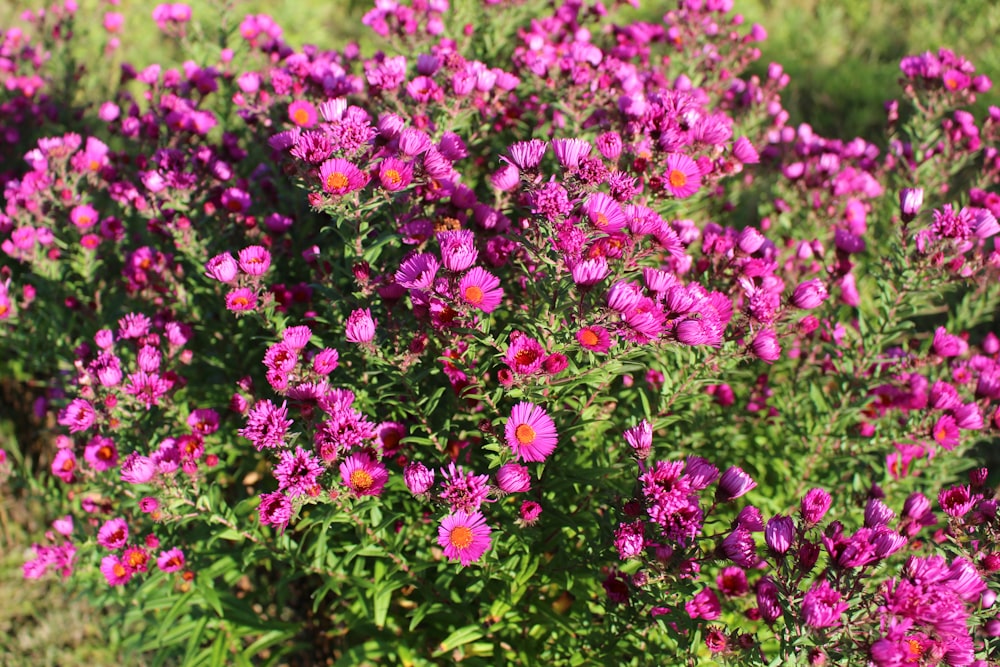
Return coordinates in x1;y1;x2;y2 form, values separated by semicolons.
437;511;492;566
100;555;132;585
459;267;503;312
238;245;271;276
319;158;367;196
287;100;317;128
685;587;721;620
70;204;98;229
340;451;388;496
225;288;257;312
205;253;238;282
576;325;612;353
97;518;129;550
802;580;847;628
345;308;377;343
157;548;186;572
496;463;531;493
662;153;701;198
505;402;558;462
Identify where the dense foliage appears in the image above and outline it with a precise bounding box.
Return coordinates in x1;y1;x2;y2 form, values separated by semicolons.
2;0;1000;665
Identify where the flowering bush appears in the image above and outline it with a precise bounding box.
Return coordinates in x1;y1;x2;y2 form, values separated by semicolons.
3;0;1000;664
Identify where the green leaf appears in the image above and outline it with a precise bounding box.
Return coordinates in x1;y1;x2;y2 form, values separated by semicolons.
434;625;485;655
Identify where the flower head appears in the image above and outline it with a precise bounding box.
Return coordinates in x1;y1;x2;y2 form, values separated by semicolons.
339;451;388;496
459;267;503;312
437;511;492;566
505;402;558;462
662;153;701;198
319;158;367;196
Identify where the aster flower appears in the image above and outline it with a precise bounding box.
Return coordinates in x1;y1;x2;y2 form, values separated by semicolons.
84;436;118;471
437;511;491;566
97;518;129;550
623;421;652;459
100;555;132;586
504;332;546;374
458;267;503;313
801;580;848;629
583;192;627;232
439;462;491;513
496;463;531;493
438;230;478;272
339;452;388;497
239;400;293;450
404;462;435;495
662;152;701;198
258;492;293;533
157;548;185;573
274;447;324;497
58;398;96;433
345;308;377;344
551;138;591;168
503;139;547;170
685;588;721;621
505;402;558;463
790;279;829;309
312;348;339;374
238;245;271;276
764;515;794;554
319;158;367;196
395;253;440;290
614;521;646;560
519;500;542;525
378;156;414;191
225;287;257;312
717;466;757;501
576;325;612;353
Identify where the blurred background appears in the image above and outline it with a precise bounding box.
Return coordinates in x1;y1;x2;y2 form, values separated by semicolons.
2;0;999;664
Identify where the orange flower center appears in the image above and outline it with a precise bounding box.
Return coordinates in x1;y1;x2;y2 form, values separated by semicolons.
463;285;484;304
668;169;687;188
61;458;75;472
350;469;374;491
0;304;8;317
113;563;127;577
514;349;539;366
326;172;349;191
127;551;148;568
384;169;401;185
449;525;474;549
292;108;310;125
515;423;536;444
232;296;249;308
594;212;609;227
580;329;599;346
88;159;101;171
98;446;113;460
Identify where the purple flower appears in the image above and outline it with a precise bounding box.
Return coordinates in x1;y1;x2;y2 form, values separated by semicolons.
801;580;848;629
790;279;829;309
345;308;377;344
614;521;646;560
503;139;547;170
496;463;531;493
750;329;781;363
623;421;652;459
438;511;491;566
258;492;293;533
764;515;794;554
801;488;832;525
404;462;435;495
721;527;757;567
717;466;757;501
899;188;924;222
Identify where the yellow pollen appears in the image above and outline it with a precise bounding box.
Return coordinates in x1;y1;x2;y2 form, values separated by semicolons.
61;458;75;472
292;108;310;125
384;169;401;185
463;285;484;304
449;525;474;549
515;423;536;444
595;212;609;227
326;172;349;191
350;469;374;491
127;551;147;567
0;304;8;317
668;169;687;188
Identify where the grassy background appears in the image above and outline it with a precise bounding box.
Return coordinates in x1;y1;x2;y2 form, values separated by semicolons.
1;0;999;663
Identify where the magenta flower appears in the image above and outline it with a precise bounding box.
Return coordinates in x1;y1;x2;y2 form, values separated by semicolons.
120;452;156;484
100;555;132;586
274;447;324;497
899;187;924;222
404;462;435;495
459;267;503;313
503;139;547;170
319;158;367;196
312;348;339;374
238;245;271;276
437;511;492;566
802;580;848;629
576;325;612;353
614;521;646;560
205;252;238;282
519;500;542;525
663;153;701;198
377;156;414;191
97;518;129;550
685;587;721;620
583;192;627;232
438;230;478;272
496;463;531;493
225;288;257;313
156;548;186;573
571;257;610;286
340;452;388;497
623;420;652;459
258;492;293;533
58;398;96;433
504;332;546;374
750;329;781;363
764;515;794;554
395;253;440;289
790;279;829;309
287;100;317;128
345;308;377;343
70;204;98;229
505;402;558;462
801;488;832;525
551;138;591;168
239;399;292;450
717;466;757;501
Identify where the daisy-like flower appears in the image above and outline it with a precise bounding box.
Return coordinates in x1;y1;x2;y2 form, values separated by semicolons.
84;436;118;471
288;100;317;128
437;511;492;566
100;554;132;586
340;451;389;496
438;230;478;272
345;308;377;344
570;257;609;286
377;156;414;191
502;139;547;170
459;267;503;312
395;253;440;290
274;446;324;497
663;153;701;198
504;332;546;374
225;287;257;312
551;137;591;168
583;192;627;232
97;518;129;550
258;492;293;532
156;548;185;573
505;402;558;462
576;325;612;353
205;252;238;282
319;158;367;196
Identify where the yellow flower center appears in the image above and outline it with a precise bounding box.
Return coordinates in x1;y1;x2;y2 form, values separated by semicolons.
384;169;401;185
113;563;127;577
594;212;609;227
449;525;474;549
515;423;536;444
326;172;349;191
668;169;687;188
350;469;374;491
292;108;310;125
232;296;249;308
